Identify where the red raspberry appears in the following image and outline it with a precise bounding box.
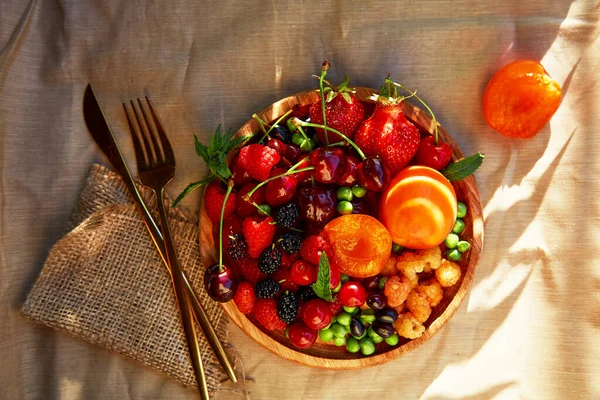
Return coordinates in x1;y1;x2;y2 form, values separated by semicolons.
237;144;281;181
204;181;237;223
236;183;265;218
233;282;256;314
253;298;287;331
242;216;276;258
272;267;299;293
300;235;333;265
237;258;266;284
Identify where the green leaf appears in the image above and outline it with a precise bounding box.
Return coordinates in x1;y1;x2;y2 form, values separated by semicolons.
442;153;485;181
340;92;352;103
311;253;333;301
194;135;209;161
171;176;214;207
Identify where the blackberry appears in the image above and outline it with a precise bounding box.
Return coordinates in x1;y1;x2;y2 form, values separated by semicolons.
227;234;247;260
279;232;302;254
254;278;281;299
258;245;282;274
277;291;299;324
297;285;317;301
275;203;300;228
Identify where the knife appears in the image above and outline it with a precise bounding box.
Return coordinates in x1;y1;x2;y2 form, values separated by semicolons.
82;84;237;383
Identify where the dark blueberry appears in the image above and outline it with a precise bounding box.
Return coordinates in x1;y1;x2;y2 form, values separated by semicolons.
366;293;386;310
375;308;398;324
372;321;394;338
350;318;365;339
363;276;379;292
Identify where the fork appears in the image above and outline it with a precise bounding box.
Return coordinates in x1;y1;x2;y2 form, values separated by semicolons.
123;98;209;399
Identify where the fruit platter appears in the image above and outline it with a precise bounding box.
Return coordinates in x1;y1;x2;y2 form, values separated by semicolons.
182;63;484;369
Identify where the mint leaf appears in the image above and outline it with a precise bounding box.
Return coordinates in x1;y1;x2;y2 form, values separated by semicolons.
442;153;485;181
171;176;214;207
311;253;333;301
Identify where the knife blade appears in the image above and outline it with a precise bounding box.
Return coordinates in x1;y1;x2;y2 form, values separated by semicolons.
82;84;237;383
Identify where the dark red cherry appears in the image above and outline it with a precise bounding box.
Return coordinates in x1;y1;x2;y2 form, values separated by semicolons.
356;157;391;192
266;138;286;155
204;263;237;302
285;144;302;163
309;147;348;184
336;155;360;187
294;158;314;187
297;186;336;224
265;168;298;207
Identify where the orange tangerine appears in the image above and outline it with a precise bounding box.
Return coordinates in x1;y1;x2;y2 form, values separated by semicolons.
379;166;457;249
323;214;392;278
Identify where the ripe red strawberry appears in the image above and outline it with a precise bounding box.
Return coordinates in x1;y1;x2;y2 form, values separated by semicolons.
237;144;281;181
253;298;287;330
354;80;420;176
204;181;238;223
300;235;333;265
233;282;256;314
309;78;364;144
237;257;266;284
242;216;276;258
236;183;265;218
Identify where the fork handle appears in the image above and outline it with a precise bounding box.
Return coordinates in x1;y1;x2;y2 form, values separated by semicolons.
155;190;210;400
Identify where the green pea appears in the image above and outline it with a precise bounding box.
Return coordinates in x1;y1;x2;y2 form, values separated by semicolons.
353;330;367;340
385;334;399;346
333;336;347;347
343;306;358;315
446;249;462;262
332;282;342;293
457;202;467;218
287;119;298;133
367;326;384;343
336;312;352;327
300;138;316;152
360;309;376;324
319;328;334;342
371;335;384;344
378;277;389;290
457;241;470;253
346;337;360;353
341;274;350;283
452;219;465;234
331;323;347;338
337;187;354;202
336;200;354;215
258;204;271;216
360;338;376;356
445;233;459;249
351;185;367;198
392;242;404;253
291;133;304;146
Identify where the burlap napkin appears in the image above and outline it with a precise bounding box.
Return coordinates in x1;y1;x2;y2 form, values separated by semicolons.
21;164;238;394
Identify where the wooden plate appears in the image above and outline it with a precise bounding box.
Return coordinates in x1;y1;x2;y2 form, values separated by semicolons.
199;88;483;369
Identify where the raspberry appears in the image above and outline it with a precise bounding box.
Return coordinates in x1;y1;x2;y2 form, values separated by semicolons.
279;232;303;254
406;290;432;323
233;282;256;314
300;235;333;265
384;275;411;308
274;203;300;228
237;144;281;181
253;299;287;331
237;258;266;284
277;291;299;324
254;278;281;299
204;181;237;223
435;259;462;288
272;267;299;292
242;216;276;258
258;246;282;274
236;183;265;218
227;234;247;260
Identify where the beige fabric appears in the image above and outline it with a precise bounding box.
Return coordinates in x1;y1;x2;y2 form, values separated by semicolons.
1;0;599;399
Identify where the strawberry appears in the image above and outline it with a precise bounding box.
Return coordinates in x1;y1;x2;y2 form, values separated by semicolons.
354;79;421;176
253;298;287;331
236;183;265;218
237;144;280;181
242;216;276;258
204;181;238;223
309;76;364;144
233;282;256;314
300;235;333;265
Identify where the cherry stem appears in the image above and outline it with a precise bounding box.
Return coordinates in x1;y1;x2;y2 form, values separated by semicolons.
246;166;314;199
296;120;366;160
385;79;439;145
288;226;306;233
258;109;293;143
319;61;330;146
297;125;309;141
219;182;234;272
252;114;267;134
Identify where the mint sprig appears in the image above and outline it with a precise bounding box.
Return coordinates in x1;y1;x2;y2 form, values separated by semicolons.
442;153;485;181
311;252;333;301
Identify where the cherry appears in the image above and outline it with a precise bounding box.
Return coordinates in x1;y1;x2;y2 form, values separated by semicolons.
414;135;452;170
330;265;341;290
297;186;336;224
336;155;360;187
294;159;314;187
338;281;367;307
356;157;391;192
287;322;317;349
204;263;238;302
266;138;286;155
301;299;333;330
265;168;298;207
309;147;348;184
236;183;265;218
285;144;302;163
290;260;317;286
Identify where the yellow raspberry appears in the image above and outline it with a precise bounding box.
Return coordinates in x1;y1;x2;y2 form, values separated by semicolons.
395;312;426;339
436;259;462;288
406;291;432;323
416;280;444;307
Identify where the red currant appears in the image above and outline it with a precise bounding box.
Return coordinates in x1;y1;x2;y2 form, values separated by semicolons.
301;299;333;330
290;260;317;286
338;282;367;307
287;322;317;349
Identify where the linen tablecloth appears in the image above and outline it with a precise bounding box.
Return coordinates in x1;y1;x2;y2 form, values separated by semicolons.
1;0;598;399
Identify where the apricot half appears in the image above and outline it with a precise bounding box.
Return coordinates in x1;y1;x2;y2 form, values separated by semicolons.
379;166;457;249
